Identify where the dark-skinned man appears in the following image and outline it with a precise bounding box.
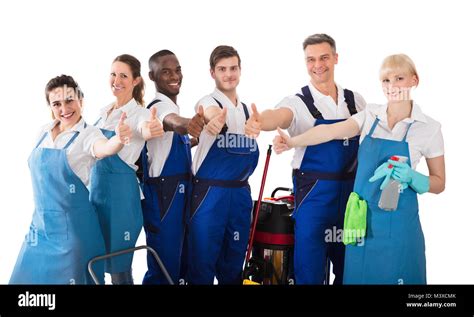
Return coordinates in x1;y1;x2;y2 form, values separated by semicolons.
140;50;204;284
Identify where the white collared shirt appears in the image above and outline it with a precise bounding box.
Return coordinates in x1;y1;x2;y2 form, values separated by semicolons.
146;92;180;177
95;98;150;170
351;102;444;169
192;88;252;174
34;118;106;186
275;82;367;169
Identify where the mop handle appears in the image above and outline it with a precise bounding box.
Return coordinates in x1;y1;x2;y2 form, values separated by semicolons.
245;144;272;263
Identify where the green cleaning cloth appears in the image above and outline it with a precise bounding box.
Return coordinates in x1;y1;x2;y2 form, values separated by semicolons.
343;192;367;245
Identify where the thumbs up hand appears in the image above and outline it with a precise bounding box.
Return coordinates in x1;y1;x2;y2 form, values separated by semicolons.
245;103;262;138
115;112;132;145
273;127;293;154
143;106;164;140
205;107;227;136
187;105;205;138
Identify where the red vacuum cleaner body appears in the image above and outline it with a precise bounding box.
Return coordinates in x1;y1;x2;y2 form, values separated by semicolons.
254;187;294;250
245;187;295;285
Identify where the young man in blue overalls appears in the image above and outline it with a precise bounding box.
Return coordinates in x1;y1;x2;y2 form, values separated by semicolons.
186;45;259;284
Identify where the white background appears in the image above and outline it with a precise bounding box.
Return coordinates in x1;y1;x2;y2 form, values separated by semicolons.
0;0;471;284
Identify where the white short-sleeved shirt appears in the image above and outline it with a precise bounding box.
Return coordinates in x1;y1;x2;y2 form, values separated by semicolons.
34;118;106;186
351;102;444;169
275;82;367;169
95;98;150;171
146;92;180;177
192;88;253;174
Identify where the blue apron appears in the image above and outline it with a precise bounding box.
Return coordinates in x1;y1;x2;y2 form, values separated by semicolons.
90;122;143;274
186;100;259;284
140;99;192;284
343;118;426;284
292;86;359;284
10;124;106;284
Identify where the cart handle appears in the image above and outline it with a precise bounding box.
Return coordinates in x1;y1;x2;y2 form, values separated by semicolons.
272;195;294;201
271;187;293;198
87;245;174;285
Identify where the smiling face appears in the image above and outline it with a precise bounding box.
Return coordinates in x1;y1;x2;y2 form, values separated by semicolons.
379;54;419;102
381;70;418;101
210;56;241;94
48;86;83;129
110;61;140;102
149;54;183;99
304;42;338;87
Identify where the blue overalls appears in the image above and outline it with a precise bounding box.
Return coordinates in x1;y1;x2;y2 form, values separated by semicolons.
90;120;143;281
10;123;106;284
343;118;426;284
140;99;192;284
187;100;259;284
293;86;359;284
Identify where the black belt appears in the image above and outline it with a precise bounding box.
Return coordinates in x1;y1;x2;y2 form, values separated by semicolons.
192;177;249;188
292;169;356;181
146;173;190;185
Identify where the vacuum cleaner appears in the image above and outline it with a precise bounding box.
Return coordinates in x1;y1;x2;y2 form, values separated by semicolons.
242;145;295;285
242;145;331;285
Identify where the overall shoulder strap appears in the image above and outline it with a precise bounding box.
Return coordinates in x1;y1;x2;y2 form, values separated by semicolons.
343;89;357;115
212;97;223;109
147;99;162;109
212;97;228;134
34;132;48;149
63;131;80;149
402;122;414;142
368;117;380;137
295;85;324;119
241;102;250;121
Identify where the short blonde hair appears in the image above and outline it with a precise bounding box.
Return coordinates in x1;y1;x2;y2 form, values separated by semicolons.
379;54;419;86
